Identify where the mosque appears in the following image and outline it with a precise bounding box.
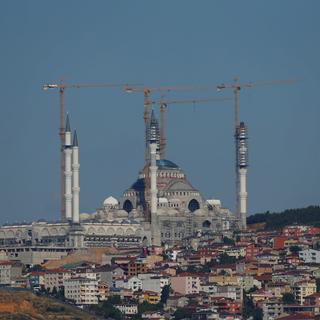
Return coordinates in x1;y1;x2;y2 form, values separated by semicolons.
0;111;239;260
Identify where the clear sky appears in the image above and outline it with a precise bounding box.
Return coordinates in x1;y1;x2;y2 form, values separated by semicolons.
0;1;319;224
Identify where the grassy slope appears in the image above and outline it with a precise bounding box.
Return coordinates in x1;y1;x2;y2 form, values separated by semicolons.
0;288;96;320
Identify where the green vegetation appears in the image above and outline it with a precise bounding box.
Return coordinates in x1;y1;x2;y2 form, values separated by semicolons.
138;301;163;314
247;206;320;230
316;278;320;292
0;288;95;320
282;293;296;304
223;236;235;245
90;296;123;320
173;307;191;320
160;285;170;304
242;294;262;320
289;245;302;254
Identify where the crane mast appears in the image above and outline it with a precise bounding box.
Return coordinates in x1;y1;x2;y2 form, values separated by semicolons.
217;77;297;229
43;81;141;222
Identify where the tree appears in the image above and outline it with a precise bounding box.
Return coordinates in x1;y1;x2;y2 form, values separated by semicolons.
138;301;163;314
51;286;58;296
99;297;123;320
173;307;190;320
160;285;170;304
107;295;121;304
242;293;262;319
282;293;296;304
289;245;301;254
223;236;235;245
316;278;320;292
218;253;237;264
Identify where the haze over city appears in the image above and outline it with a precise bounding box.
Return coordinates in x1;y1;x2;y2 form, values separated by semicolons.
0;0;319;224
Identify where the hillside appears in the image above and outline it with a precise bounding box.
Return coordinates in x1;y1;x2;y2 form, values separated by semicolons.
247;205;320;230
0;288;97;320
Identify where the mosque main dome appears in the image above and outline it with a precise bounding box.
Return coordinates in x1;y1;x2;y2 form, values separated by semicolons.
95;109;237;246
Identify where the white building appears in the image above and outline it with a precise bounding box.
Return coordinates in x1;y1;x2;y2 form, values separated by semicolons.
299;249;320;264
140;276;170;294
44;269;72;291
64;277;99;305
115;303;138;315
128;276;143;292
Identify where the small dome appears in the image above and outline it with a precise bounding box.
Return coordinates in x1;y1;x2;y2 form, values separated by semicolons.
115;209;129;218
103;196;118;206
80;213;91;221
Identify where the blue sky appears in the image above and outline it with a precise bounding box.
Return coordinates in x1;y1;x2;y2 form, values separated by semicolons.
0;1;319;223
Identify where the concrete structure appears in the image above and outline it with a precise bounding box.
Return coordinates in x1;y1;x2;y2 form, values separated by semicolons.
299;249;320;264
0;110;239;252
292;280;317;305
64;115;73;222
115;303;138;315
0;261;23;285
150;139;160;246
44;268;72;291
171;274;200;295
236;122;248;230
261;298;283;320
72;130;80;224
64;277;99;305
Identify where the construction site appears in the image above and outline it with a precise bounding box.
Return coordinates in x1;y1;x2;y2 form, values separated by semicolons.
0;78;296;264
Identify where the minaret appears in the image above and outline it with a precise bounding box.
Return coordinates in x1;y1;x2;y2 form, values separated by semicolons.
237;122;248;230
149;110;160;160
150;138;161;246
72;130;80;224
64;114;72;222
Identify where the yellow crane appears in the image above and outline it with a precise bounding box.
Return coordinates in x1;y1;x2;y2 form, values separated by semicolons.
216;77;298;223
146;96;232;159
43;80;141;222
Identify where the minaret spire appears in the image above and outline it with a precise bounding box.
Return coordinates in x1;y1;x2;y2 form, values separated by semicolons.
73;129;78;147
65;113;71;132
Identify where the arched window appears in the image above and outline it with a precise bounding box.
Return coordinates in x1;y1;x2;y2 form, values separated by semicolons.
202;220;211;228
123;199;133;213
188;199;200;212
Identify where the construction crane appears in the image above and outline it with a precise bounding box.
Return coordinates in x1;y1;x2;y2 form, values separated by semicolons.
147;96;232;159
43;80;141;222
125;85;223;221
124;85;219;166
216;77;298;228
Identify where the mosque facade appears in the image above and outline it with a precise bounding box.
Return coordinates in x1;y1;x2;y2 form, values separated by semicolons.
0;112;239;257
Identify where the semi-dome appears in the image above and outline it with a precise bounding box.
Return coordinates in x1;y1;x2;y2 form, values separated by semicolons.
156;159;179;169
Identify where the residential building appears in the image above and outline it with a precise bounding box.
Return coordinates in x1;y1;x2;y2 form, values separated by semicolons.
0;261;23;285
299;249;320;264
143;290;161;304
44;268;72;291
261;298;283;320
64;277;99;305
171;274;200;295
115;303;138;315
292;280;317;305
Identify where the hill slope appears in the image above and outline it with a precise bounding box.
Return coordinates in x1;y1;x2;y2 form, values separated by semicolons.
0;288;96;320
247;206;320;230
